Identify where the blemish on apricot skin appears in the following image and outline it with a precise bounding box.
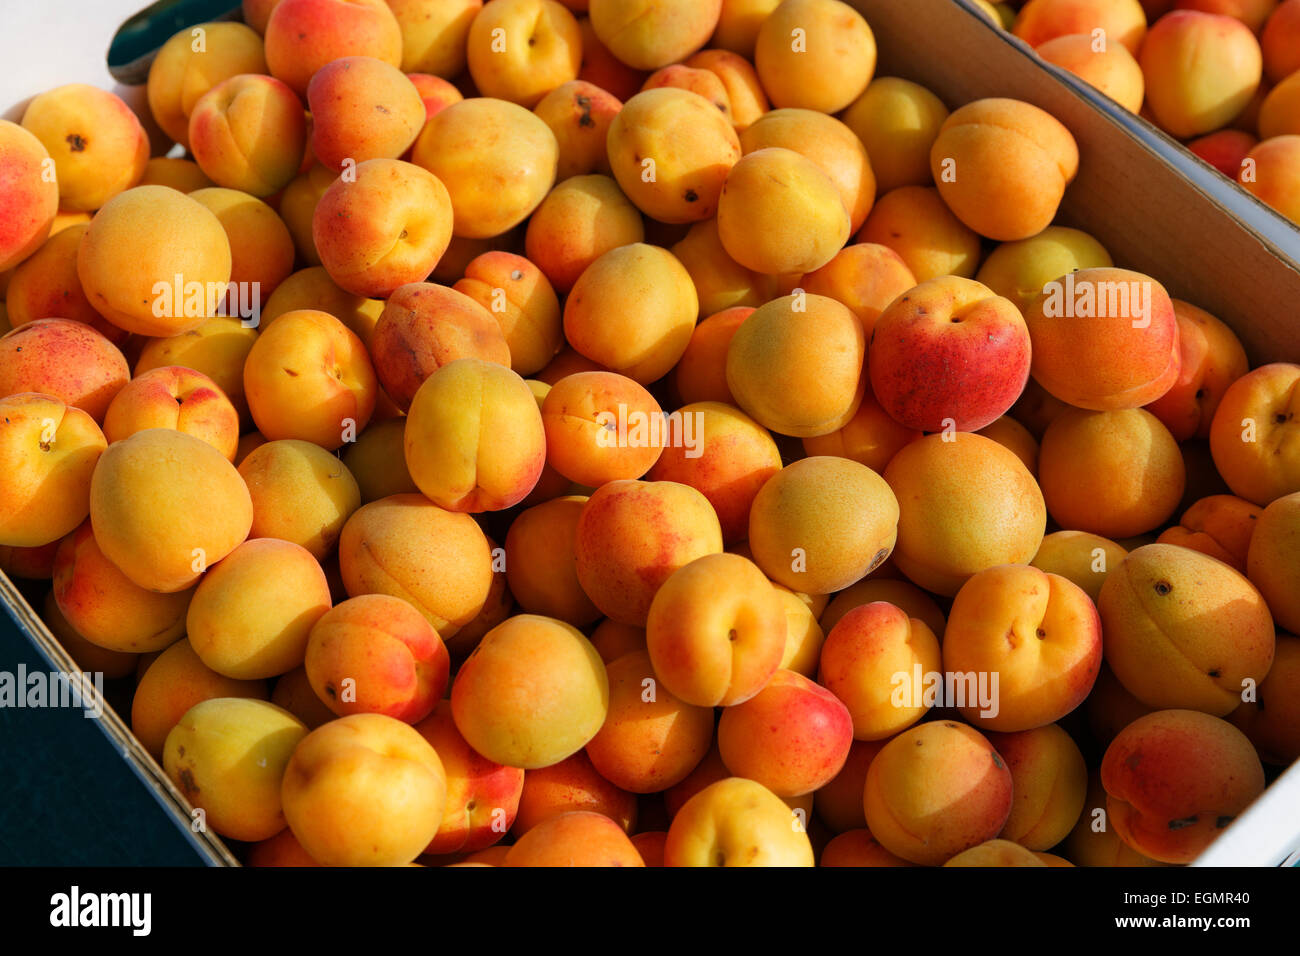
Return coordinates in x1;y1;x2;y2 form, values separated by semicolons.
991;752;1003;769
65;133;86;152
1168;816;1198;830
179;768;198;795
1215;815;1234;829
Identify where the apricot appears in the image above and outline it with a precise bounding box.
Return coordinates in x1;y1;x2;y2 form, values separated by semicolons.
164;697;307;841
524;175;644;294
931;98;1079;241
563;242;697;383
1023;267;1180;411
1036;33;1145;113
670;307;750;405
1209;363;1300;505
1099;543;1276;715
277;164;334;266
0;395;105;549
505;811;645;866
664;777;815;866
246;829;322;867
102;366;238;461
342;419;419;503
586;650;714;793
820;578;947;636
841;78;949;194
725;293;864;438
1031;530;1128;602
514;750;637;834
774;584;825;677
684;49;769;129
532;81;621;180
281;713;447;866
606;88;742;224
0;319;128;423
1039;408;1186;538
136;157;214;192
1188;128;1258;176
747;456;899;596
262;267;384;347
985;724;1087;850
77;186;232;338
1262;0;1300;83
452;614;608;768
308;57;425;171
188;188;295;307
412;98;557;238
754;0;875;113
670;219;777;318
575;479;724;626
1239;135;1300;224
4;226;121;343
503;495;601;626
818;602;941;741
132;639;268;759
856;185;981;282
409;73;464;117
645;552;785;707
870;276;1031;433
588;0;721;70
863;721;1013;866
821;828;917;866
89;429;251;593
710;0;782;57
717;147;850;275
386;0;479;75
466;0;582;107
1158;494;1259;571
1176;0;1278;31
1245;491;1300;632
21;85;148;212
800;244;915;340
975;226;1113;314
263;0;402;96
646;401;782;544
187;538;331;680
1230;633;1300;764
1014;0;1148;53
238;439;360;559
541;371;664;486
305;594;448;722
1140;10;1262;138
0;120;58;272
452;252;562;376
1260;71;1300;139
0;541;60;581
147;21;268;148
189;74;307;197
1101;709;1265;863
801;390;920;476
270;666;337;730
944;839;1048;867
1064;770;1171;866
884;433;1046;597
1086;662;1155;748
404;358;545;512
312;159;453;297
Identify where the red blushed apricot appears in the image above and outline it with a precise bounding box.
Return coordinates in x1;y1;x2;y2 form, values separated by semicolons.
370;282;510;411
243;309;378;450
818;602;942;741
312;159;454;298
1144;300;1249;442
685;49;770;129
504;495;602;627
864;721;1014;866
643;65;734;125
944;565;1103;732
1101;709;1265;863
1014;0;1148;54
515;750;637;834
103;366;240;461
801;244;916;339
0;120;59;272
717;669;853;797
405;358;546;513
1023;268;1180;411
305;594;449;723
189;74;307;198
646;402;781;545
541;371;663;486
1036;33;1145;113
135;317;259;426
821;828;918;866
1262;0;1300;83
43;588;137;676
52;520;194;654
415;701;524;855
645;552;786;707
1240;135;1300;224
0;320;128;423
4;226;123;345
533;80;621;180
308;57;425;172
931;98;1079;241
671;307;751;406
453;252;563;376
1157;494;1260;571
524;175;645;295
585;650;714;793
504;811;644;866
408;73;463;118
264;0;402;96
1188;129;1258;177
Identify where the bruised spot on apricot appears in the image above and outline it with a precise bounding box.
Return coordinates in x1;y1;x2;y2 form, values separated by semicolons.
180;768;198;795
991;752;1003;769
66;133;86;152
1168;816;1198;830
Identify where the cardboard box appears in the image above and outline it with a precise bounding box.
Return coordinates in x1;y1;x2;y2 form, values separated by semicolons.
1;0;1297;867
